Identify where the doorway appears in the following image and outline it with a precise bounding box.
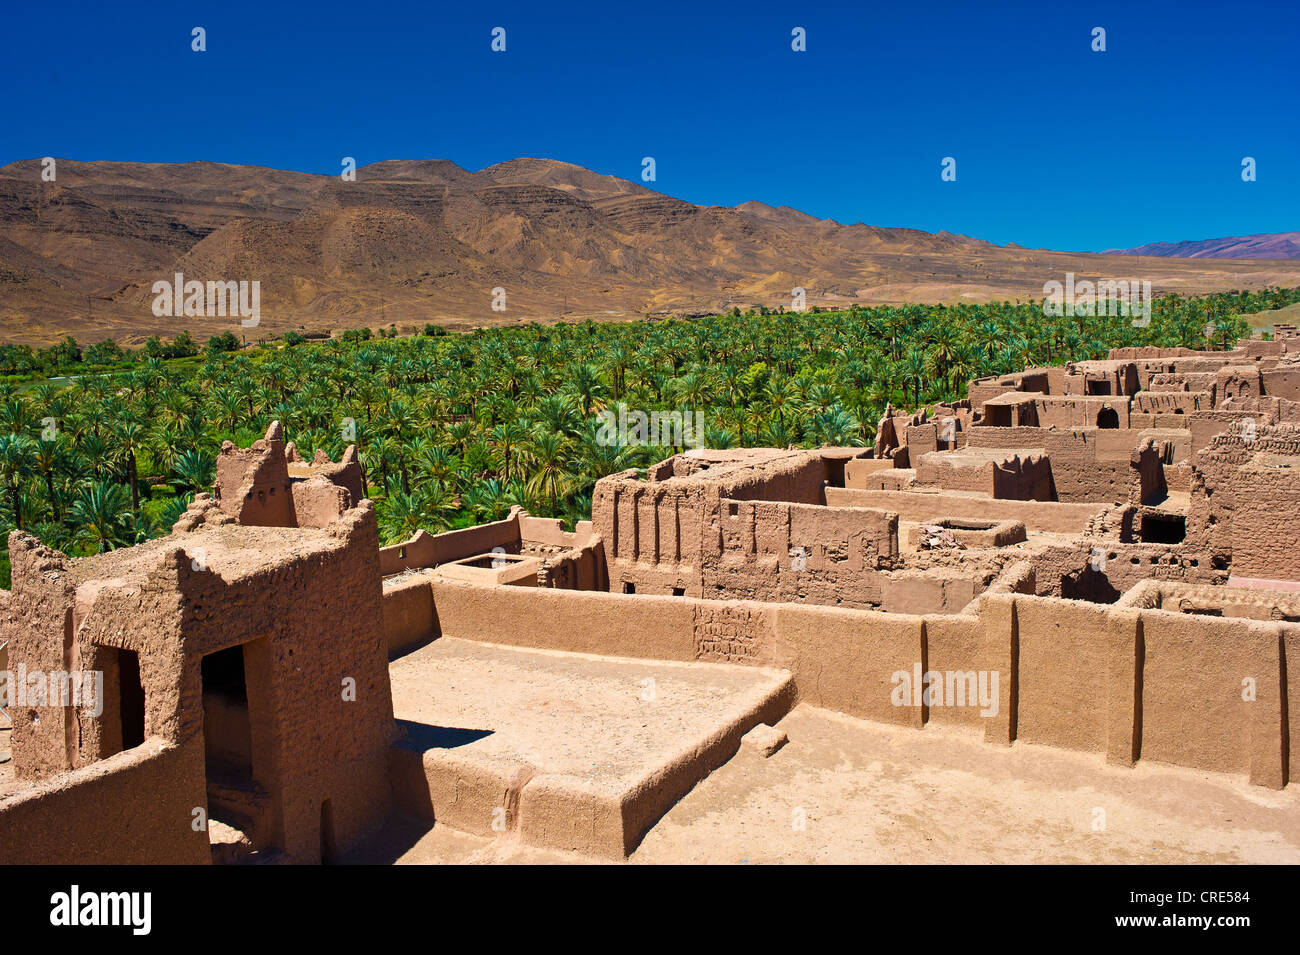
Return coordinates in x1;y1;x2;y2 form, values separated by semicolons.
201;644;253;788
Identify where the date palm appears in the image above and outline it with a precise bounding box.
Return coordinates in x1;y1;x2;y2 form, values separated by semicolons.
524;429;570;516
112;416;147;522
68;480;133;552
172;449;216;494
0;432;37;530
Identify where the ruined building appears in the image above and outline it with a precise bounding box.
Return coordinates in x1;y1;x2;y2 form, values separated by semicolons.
3;337;1300;863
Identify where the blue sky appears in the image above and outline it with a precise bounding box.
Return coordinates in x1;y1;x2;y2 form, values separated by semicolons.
3;0;1296;251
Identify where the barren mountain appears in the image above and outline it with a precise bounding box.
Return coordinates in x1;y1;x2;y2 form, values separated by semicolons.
3;157;1300;346
1105;232;1300;261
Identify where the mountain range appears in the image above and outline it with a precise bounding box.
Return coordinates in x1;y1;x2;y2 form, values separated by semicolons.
1105;232;1300;260
2;156;1299;346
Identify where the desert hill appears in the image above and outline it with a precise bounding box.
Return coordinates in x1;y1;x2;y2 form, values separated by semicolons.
3;156;1300;346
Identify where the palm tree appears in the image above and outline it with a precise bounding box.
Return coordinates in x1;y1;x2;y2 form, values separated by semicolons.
172;449;216;495
69;481;133;552
806;405;865;446
379;487;432;544
464;478;514;522
524;430;571;516
901;347;927;410
157;493;194;534
112;416;147;522
33;435;64;522
0;433;37;530
489;420;528;482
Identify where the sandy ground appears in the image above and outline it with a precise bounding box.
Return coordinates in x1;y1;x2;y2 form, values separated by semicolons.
350;699;1300;865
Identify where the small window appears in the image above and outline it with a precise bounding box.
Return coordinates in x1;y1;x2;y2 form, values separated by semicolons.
671;587;685;596
623;582;636;594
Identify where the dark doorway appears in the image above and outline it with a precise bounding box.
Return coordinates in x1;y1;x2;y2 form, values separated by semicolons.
1097;407;1120;429
116;649;146;750
201;644;253;787
320;799;338;864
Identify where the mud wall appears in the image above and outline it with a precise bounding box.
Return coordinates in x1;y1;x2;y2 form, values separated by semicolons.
965;427;1160;503
0;737;210;865
1187;425;1300;580
426;580;1292;786
382;575;438;654
378;511;522;575
823;487;1104;534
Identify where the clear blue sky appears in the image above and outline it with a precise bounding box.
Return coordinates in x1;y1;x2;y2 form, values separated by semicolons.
3;0;1296;251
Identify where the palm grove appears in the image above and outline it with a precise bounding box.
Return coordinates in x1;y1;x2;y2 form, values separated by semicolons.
0;287;1294;584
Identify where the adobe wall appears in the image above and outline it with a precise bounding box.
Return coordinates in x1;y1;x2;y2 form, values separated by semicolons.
1187;424;1300;581
1262;367;1300;400
849;467;918;491
214;422;364;527
1132;391;1210;416
967;369;1054;412
1060;360;1140;397
878;571;983;616
701;500;899;607
0;737;210;865
382;574;438;654
1108;346;1202;361
378;510;523;576
287;444;366;507
534;541;606;591
1028;540;1220;602
425;578;1292;786
987;593;1288;787
964;427;1163;503
1012;598;1116;753
913;449;1053;500
822;487;1104;534
430;579;700;660
844;458;896;488
1033;395;1131;430
1141;610;1283;780
1188;409;1262;453
594;451;901;608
